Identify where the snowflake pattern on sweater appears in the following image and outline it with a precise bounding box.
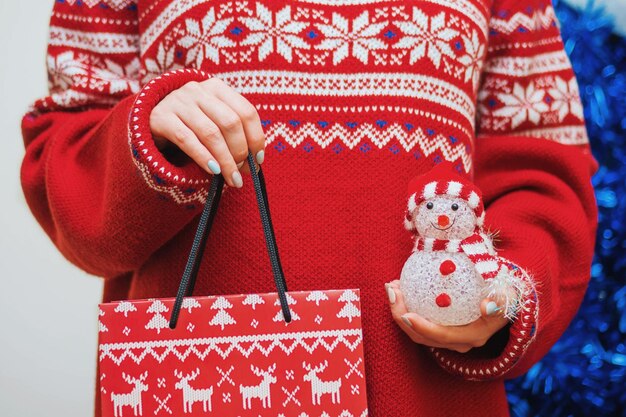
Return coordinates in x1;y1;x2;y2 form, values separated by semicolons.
40;0;586;174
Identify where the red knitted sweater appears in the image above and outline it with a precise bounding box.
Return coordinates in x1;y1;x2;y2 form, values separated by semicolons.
21;1;597;416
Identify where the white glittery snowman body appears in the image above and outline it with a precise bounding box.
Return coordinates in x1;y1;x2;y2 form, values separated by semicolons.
401;251;486;326
400;196;491;326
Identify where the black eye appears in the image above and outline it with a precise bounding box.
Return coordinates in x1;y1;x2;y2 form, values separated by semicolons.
426;202;434;210
451;203;459;211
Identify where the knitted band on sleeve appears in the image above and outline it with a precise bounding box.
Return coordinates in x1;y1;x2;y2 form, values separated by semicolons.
129;68;213;204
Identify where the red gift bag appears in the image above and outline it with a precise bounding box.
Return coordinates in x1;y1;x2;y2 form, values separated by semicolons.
98;153;369;417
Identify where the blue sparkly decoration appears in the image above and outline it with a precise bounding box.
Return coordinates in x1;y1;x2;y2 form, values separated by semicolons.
505;1;626;416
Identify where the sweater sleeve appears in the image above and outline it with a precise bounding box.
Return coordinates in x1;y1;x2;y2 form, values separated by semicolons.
429;0;598;380
21;1;212;278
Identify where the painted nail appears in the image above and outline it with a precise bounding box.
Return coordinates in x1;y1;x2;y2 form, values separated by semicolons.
486;301;500;316
236;161;245;169
207;160;221;175
401;315;413;328
231;171;243;188
256;150;265;165
386;285;396;304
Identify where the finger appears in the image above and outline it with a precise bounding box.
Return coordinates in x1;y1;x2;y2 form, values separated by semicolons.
405;311;506;348
401;313;477;353
384;284;455;348
385;283;407;314
395;311;473;350
449;344;475;353
481;298;504;319
176;104;242;188
154;114;217;176
384;283;418;337
203;78;266;167
194;91;249;167
403;313;474;345
480;298;510;335
387;280;401;289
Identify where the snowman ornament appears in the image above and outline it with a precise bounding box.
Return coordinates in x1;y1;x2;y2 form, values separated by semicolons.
400;163;527;326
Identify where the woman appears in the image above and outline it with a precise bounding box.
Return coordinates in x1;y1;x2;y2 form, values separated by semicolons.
21;0;597;415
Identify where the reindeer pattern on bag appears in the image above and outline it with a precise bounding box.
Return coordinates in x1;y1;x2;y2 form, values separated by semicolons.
99;290;368;416
303;361;342;405
174;368;214;413
110;372;148;417
239;364;277;410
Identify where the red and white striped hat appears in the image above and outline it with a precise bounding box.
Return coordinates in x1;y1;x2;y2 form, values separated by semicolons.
404;163;485;231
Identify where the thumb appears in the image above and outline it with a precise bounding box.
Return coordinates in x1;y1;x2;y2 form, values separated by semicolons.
480;299;502;319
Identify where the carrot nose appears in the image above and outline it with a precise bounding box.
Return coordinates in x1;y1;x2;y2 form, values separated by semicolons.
438;215;450;227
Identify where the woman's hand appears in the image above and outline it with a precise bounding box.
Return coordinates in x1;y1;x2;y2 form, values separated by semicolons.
385;280;509;353
149;77;266;188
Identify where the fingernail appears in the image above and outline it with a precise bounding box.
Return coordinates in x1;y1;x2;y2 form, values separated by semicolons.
256;150;265;165
486;301;500;316
386;284;396;304
231;171;243;188
401;315;413;328
207;160;221;175
236;161;244;169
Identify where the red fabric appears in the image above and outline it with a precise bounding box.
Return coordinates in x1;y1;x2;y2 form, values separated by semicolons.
21;1;597;416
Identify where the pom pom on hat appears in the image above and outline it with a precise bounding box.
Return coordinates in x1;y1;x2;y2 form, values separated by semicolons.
404;163;485;232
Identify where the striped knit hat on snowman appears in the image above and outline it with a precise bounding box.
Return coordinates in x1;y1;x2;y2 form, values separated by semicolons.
404;162;485;232
403;163;502;281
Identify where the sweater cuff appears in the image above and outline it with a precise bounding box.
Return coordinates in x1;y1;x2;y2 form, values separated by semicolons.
129;68;213;205
429;256;538;380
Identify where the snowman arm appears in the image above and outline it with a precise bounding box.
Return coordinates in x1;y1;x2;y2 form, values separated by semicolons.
427;0;597;381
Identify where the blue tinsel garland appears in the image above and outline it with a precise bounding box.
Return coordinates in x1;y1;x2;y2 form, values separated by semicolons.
505;1;626;416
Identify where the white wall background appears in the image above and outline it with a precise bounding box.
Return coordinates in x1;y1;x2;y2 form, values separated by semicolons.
0;2;103;416
0;1;623;416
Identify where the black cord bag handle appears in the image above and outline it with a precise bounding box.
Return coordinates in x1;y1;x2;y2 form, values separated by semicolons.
169;152;291;329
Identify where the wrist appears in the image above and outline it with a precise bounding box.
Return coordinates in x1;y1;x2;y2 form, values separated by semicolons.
129;68;212;204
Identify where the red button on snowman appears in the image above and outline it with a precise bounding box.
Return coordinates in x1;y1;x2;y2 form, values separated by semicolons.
400;163;525;326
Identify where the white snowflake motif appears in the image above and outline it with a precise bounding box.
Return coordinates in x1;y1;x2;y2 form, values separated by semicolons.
315;10;387;65
548;76;584;122
178;7;235;67
240;4;309;62
93;58;141;95
494;82;549;128
457;29;484;90
476;87;491;121
47;51;88;91
393;7;459;68
143;42;180;83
